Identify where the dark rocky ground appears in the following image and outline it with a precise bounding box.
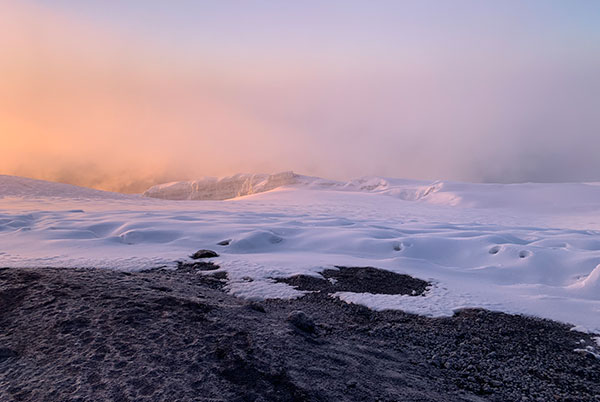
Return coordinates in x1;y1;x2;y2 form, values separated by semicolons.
0;264;599;401
274;266;430;296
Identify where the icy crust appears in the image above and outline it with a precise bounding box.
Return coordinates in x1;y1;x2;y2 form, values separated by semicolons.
2;174;600;333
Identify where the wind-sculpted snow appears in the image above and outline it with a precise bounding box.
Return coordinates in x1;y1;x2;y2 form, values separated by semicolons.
2;174;600;333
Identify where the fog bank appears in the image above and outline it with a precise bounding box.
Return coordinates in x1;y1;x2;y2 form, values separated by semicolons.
2;1;599;192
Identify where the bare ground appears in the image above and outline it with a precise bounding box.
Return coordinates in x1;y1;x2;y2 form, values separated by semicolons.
0;265;599;401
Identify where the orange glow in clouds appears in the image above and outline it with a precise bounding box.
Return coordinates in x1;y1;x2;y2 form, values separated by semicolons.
0;2;296;192
2;1;599;189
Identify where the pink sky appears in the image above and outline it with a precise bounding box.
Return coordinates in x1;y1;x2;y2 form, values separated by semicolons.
1;1;599;192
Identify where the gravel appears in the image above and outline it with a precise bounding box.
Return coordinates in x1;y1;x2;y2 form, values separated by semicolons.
0;265;598;401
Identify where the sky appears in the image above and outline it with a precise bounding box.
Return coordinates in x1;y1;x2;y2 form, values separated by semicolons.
1;1;599;192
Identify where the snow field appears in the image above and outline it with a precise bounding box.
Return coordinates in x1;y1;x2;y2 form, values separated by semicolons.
1;174;600;332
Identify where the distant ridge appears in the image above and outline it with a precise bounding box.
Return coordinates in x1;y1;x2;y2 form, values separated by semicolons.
142;172;600;212
3;173;600;214
142;171;301;200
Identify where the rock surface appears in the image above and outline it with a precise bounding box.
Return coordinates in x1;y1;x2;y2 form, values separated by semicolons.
0;266;599;401
275;266;430;295
190;249;219;259
287;311;316;334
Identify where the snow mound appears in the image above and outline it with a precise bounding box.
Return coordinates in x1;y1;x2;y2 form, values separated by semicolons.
228;230;285;253
569;264;600;296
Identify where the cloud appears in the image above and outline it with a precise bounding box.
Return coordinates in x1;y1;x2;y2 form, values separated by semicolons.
1;1;599;192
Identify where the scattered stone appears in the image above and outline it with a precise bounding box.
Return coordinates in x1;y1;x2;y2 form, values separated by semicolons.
149;285;172;293
217;239;231;246
0;347;17;361
430;354;442;367
286;310;316;333
176;261;219;272
247;302;266;313
190;249;219;259
209;271;228;280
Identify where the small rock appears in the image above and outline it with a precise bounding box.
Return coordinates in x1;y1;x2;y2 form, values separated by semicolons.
287;310;316;333
177;261;219;272
190;250;219;259
209;271;227;280
217;239;231;246
430;354;442;367
0;348;17;361
247;302;266;313
481;384;492;394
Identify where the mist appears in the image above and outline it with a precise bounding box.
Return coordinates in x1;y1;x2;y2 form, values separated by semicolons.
1;1;599;193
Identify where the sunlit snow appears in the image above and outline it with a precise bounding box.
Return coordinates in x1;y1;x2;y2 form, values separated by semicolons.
1;174;600;333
